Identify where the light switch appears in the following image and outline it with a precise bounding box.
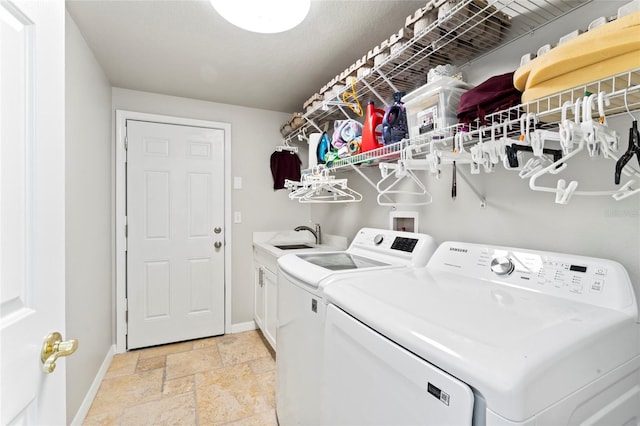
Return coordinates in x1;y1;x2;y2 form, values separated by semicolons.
234;211;242;223
233;176;242;189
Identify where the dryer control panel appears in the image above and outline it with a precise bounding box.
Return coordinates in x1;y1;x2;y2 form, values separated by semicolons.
428;241;637;314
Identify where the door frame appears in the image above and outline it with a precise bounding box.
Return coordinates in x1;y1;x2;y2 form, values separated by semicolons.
114;110;232;353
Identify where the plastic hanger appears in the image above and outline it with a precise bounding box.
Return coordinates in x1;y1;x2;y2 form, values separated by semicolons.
558;100;583;154
484;124;504;166
581;93;601;157
341;79;364;117
376;159;432;207
276;139;298;153
437;132;475;171
500;121;523;170
470;129;490;172
528;93;639;204
593;91;619;158
299;182;363;203
614;89;640;184
527;121;585;203
286;166;362;203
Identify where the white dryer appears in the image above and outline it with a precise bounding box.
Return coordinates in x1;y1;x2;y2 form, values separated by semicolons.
322;241;640;425
276;228;438;426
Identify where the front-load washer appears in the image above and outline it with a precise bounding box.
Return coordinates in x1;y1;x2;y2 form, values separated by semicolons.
275;227;438;426
322;241;640;425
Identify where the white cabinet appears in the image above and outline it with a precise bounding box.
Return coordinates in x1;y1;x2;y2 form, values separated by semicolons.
252;231;348;352
253;247;279;351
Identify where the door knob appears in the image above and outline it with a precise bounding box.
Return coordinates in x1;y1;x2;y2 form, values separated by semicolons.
214;241;222;249
214;227;222;234
41;332;78;373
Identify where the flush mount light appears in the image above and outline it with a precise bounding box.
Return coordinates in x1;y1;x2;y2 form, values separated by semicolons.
210;0;311;34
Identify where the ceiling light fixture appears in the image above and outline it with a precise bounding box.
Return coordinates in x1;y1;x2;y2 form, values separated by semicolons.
210;0;311;34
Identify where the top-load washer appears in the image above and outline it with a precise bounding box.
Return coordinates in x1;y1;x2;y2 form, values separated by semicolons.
276;227;438;426
322;241;640;425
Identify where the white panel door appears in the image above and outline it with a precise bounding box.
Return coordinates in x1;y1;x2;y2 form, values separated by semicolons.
126;120;225;349
0;0;67;424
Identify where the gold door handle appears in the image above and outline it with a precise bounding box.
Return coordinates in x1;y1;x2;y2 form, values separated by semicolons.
41;332;78;373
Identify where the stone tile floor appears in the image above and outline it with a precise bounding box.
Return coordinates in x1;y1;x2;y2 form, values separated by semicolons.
83;330;277;425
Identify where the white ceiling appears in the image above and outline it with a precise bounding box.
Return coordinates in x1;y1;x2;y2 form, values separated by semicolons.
66;0;427;113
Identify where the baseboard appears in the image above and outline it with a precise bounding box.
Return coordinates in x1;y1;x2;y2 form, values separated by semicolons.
70;344;116;426
231;320;257;334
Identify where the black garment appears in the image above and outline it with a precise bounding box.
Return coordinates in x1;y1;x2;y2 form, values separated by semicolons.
270;151;302;190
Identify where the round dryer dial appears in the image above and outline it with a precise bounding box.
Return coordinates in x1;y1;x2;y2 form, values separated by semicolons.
373;234;384;245
490;256;515;276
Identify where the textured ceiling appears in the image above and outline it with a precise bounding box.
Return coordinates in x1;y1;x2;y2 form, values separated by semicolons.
66;0;427;113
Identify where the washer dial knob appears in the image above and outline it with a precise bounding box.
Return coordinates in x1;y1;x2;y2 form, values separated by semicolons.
373;234;384;245
491;256;514;276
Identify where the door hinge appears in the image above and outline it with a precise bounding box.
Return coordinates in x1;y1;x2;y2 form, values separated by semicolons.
125;299;128;334
124;216;128;251
124;136;128;151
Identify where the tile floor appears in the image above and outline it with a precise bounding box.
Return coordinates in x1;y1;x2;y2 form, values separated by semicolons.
83;330;278;425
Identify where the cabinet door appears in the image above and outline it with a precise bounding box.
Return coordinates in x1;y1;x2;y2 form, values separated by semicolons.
254;264;266;331
264;267;278;350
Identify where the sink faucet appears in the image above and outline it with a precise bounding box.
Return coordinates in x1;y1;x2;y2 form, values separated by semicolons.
294;223;322;245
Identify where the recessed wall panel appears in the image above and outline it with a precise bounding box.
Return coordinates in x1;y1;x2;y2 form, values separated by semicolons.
1;1;28;314
188;258;211;313
145;171;170;239
188;173;210;238
144;137;169;156
188;141;211;159
144;261;170;319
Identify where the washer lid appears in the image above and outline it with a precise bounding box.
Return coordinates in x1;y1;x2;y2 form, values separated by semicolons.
297;252;388;271
278;250;393;288
324;267;640;422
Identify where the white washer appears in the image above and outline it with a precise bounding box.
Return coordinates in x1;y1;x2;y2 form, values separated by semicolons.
276;227;438;426
322;241;640;425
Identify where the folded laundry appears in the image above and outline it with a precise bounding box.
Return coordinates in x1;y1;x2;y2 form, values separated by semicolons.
514;11;640;102
520;50;640;103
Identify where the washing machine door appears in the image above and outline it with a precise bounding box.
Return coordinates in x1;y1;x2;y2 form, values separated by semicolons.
322;304;475;425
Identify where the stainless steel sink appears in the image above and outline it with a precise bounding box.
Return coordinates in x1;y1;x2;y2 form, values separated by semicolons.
273;243;314;250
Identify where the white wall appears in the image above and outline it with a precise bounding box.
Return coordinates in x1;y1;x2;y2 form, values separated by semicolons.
65;11;113;421
111;89;311;325
310;3;640;305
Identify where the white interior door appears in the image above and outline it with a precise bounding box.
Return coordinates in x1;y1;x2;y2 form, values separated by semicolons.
0;0;67;424
126;120;225;349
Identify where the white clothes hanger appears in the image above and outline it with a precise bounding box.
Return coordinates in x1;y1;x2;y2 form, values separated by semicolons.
558;99;584;154
376;161;432;207
437;132;477;174
276;139;299;153
286;165;362;203
528;93;640;204
298;183;363;203
594;91;619;158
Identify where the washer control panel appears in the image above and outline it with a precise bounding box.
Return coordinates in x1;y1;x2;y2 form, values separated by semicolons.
348;228;437;267
428;241;636;313
490;256;515;276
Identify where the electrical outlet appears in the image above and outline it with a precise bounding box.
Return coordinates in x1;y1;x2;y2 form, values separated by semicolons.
234;211;242;223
